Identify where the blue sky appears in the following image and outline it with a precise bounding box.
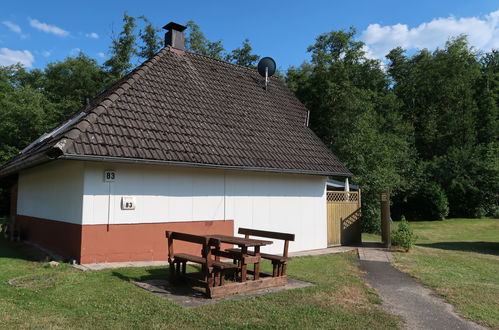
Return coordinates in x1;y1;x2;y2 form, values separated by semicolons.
1;0;498;71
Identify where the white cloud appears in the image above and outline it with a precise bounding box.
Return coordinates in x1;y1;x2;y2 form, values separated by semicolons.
70;48;81;56
29;18;69;37
41;50;51;57
0;48;34;67
2;21;22;34
361;10;499;59
2;21;28;39
86;32;99;39
97;52;105;58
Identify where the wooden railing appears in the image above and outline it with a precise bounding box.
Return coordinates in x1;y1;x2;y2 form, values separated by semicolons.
327;191;360;203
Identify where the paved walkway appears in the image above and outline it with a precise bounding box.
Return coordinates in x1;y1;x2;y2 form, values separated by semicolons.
289;246;356;257
358;243;485;330
74;260;168;271
75;246;356;271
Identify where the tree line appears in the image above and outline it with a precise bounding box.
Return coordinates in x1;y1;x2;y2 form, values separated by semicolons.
0;14;497;232
288;29;498;231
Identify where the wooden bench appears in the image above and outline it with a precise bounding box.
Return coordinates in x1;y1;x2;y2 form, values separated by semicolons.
165;231;238;290
227;228;295;277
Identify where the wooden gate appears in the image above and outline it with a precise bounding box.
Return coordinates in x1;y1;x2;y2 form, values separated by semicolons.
327;191;362;246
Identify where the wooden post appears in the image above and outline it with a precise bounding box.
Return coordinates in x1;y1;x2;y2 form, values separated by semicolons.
254;246;261;280
381;190;391;248
240;246;248;282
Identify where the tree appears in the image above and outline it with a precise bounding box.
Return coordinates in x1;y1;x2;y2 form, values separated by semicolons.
476;50;499;146
137;16;162;60
287;28;414;232
225;38;260;68
388;36;499;218
185;20;225;59
104;12;137;79
42;52;108;124
0;65;50;163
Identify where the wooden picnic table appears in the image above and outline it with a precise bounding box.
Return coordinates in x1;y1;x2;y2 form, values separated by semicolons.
207;234;272;282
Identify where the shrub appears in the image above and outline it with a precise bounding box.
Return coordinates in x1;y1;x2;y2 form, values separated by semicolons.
391;217;417;251
361;203;381;234
490;205;499;219
405;183;449;221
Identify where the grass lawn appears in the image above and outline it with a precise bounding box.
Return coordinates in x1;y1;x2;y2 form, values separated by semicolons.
0;238;398;329
383;218;499;329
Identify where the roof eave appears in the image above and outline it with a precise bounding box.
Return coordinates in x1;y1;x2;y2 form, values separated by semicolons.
0;153;53;178
59;154;353;177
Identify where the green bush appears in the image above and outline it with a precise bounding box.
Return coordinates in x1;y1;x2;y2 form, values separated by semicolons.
490;205;499;219
391;217;417;251
405;183;449;221
361;203;381;234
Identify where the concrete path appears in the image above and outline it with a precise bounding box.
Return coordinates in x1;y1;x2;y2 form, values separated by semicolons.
289;246;356;257
358;243;486;330
75;246;356;271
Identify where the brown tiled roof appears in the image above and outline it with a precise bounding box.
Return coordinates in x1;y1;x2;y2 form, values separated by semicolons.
0;47;351;177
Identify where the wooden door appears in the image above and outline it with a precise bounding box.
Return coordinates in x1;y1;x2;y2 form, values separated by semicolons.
327;201;341;246
327;191;361;246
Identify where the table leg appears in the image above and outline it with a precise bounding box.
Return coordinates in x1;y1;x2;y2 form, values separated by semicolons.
254;246;261;280
214;247;220;262
241;246;248;282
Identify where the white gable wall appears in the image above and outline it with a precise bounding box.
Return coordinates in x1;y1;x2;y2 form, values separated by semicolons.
17;160;84;224
82;162;328;253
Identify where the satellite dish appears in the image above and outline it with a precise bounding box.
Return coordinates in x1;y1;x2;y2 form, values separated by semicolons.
257;57;276;90
258;57;276;77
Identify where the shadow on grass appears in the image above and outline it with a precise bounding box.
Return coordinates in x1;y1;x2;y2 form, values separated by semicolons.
417;241;499;256
111;264;204;283
112;267;170;282
111;266;209;300
0;237;50;262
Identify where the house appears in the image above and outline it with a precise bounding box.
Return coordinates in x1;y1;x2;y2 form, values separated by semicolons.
0;22;352;264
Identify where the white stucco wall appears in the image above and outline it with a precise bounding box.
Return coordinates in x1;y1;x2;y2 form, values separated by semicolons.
16;160;328;253
81;162;328;253
17;160;84;224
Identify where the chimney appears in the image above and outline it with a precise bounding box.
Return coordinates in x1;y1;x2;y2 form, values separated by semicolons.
163;22;187;50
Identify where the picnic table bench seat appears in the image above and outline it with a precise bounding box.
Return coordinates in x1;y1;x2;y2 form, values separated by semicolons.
225;249;288;263
225;228;295;277
165;231;238;290
173;253;239;270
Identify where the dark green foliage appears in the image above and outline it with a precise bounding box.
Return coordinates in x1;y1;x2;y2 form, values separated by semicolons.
137;16;161;60
405;183;449;221
185;21;225;59
287;28;414;233
42;53;108;124
391;217;417;251
388;38;499;220
225;39;260;68
104;13;137;79
288;31;498;231
0;65;50;163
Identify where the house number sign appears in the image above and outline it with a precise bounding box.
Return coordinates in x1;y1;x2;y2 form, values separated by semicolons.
104;170;116;182
121;196;136;210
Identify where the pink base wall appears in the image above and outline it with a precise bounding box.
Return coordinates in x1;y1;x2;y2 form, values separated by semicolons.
16;215;234;264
